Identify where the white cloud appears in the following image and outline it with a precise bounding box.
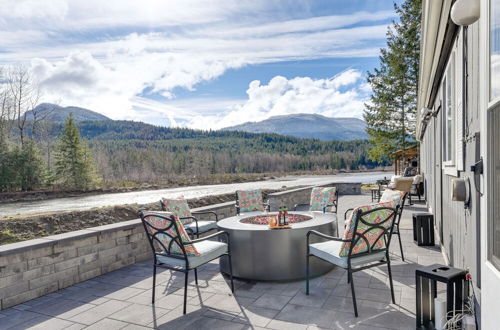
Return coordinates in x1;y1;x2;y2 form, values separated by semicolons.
187;69;370;130
0;1;392;126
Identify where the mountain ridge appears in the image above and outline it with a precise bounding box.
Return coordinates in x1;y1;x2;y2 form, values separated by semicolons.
25;103;111;122
222;113;368;141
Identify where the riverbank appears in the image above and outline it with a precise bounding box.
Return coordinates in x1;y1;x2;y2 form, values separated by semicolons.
0;168;390;204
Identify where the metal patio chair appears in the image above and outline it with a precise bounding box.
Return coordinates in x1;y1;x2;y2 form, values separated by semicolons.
306;203;398;317
160;198;219;238
235;189;270;215
139;211;234;314
294;186;339;213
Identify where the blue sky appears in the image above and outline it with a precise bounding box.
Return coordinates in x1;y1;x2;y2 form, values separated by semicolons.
0;0;401;129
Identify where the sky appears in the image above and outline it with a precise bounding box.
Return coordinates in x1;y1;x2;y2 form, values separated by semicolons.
0;0;401;129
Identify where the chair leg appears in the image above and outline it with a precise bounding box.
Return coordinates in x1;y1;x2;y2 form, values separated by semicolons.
227;254;234;293
305;254;310;295
349;270;358;317
397;231;405;261
152;264;157;304
194;268;198;286
387;257;396;304
183;271;189;315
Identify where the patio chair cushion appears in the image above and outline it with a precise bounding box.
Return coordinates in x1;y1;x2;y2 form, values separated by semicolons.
142;211;200;256
339;201;395;257
309;240;386;269
156;240;227;269
309;187;336;212
380;189;405;207
237;189;265;213
185;220;218;233
161;198;193;224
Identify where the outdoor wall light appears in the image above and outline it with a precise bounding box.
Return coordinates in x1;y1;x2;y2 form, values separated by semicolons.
451;0;480;26
451;177;471;209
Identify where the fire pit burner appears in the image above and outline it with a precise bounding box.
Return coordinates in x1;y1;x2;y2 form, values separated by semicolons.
240;214;312;225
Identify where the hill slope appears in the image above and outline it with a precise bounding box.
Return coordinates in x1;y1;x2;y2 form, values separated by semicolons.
25;103;110;122
223;113;368;141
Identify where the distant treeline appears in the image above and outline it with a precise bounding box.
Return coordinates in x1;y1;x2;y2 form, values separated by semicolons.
1;117;386;191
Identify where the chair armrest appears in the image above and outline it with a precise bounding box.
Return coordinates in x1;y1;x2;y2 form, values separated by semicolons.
306;230;347;242
191;210;219;222
344;208;354;220
294;203;309;211
188;231;229;244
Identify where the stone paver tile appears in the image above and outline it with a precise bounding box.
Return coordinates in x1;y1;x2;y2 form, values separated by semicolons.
288;289;332;308
84;318;129;330
104;286;145;301
5;315;75;330
232;305;278;328
274;304;336;328
187;291;216;306
122;324;154;330
202;293;254;313
323;296;356;313
266;319;308;330
0;310;40;330
31;298;96;320
69;300;131;325
64;323;86;330
251;293;291;310
152;304;206;329
182;316;245;330
108;303;170;326
357;308;414;330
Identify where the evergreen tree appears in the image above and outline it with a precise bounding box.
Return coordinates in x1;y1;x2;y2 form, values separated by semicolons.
364;0;421;161
18;140;45;191
54;114;100;190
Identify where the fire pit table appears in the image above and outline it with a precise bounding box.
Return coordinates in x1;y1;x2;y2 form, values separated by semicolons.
217;211;337;281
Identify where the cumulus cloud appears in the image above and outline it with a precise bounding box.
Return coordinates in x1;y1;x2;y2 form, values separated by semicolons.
0;1;392;127
187;69;370;130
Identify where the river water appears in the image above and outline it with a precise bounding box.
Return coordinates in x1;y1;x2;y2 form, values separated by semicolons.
0;172;390;217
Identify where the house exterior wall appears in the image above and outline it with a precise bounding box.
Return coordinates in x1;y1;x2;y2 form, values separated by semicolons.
419;18;483;315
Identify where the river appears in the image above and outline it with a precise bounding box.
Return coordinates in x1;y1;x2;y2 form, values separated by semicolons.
0;172;391;218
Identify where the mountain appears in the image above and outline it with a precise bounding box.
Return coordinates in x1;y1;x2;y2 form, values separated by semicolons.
25;103;110;122
222;113;368;141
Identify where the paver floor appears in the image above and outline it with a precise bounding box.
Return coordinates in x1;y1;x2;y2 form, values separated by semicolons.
0;194;445;329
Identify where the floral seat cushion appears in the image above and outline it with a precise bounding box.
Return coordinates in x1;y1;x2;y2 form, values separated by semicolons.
339;201;395;257
309;187;336;212
380;189;405;208
142;211;200;257
161;198;193;224
237;189;265;213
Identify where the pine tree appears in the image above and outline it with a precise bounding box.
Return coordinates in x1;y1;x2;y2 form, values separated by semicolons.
54;114;100;190
18;140;45;191
364;0;421;161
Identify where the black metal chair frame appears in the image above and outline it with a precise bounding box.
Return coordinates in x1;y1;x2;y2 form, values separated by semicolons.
235;191;270;215
139;211;234;315
344;193;408;261
306;206;398;317
293;189;339;214
160;200;219;239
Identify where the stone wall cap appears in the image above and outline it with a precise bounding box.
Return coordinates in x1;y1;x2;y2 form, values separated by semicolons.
191;201;235;212
0;238;54;256
85;219;142;234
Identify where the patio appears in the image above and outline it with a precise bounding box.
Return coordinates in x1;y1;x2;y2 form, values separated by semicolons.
0;194;444;330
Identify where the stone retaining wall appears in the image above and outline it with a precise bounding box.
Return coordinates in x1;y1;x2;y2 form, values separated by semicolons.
0;184;359;310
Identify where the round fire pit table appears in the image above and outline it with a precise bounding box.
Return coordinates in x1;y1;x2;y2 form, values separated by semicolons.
217;211;337;281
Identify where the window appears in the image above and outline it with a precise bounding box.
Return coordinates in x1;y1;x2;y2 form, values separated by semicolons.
491;0;500;100
441;31;464;176
489;0;500;271
489;104;500;270
442;53;455;164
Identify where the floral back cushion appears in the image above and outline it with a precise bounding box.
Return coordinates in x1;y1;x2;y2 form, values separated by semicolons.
161;198;193;224
237;189;264;213
309;187;336;211
339;201;395;257
142;211;200;257
380;189;405;208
